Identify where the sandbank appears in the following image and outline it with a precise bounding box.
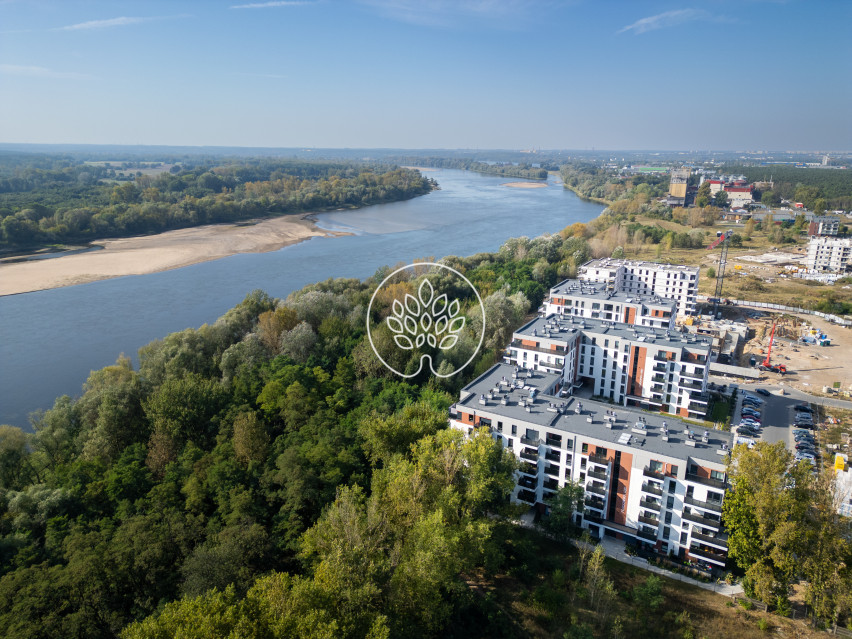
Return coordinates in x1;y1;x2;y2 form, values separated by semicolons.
0;215;345;296
503;181;548;189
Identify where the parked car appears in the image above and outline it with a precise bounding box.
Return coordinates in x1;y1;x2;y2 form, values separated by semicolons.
792;428;811;436
796;451;817;461
755;388;771;397
794;404;813;413
795;442;816;451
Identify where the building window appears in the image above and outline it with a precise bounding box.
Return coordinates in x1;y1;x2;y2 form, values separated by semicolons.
670;465;678;477
582;443;589;453
649;460;663;472
667;481;676;494
665;512;672;524
511;425;517;435
680;531;688;544
667;496;674;509
497;421;503;432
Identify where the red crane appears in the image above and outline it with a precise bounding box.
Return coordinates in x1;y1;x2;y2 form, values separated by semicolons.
758;321;787;374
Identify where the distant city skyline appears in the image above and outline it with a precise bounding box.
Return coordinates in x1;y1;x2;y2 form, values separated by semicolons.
1;0;850;151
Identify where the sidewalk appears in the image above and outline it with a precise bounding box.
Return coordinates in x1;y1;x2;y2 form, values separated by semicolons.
593;536;743;596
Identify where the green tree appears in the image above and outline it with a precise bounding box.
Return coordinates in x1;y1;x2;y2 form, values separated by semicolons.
540;480;584;541
713;190;729;208
723;442;811;605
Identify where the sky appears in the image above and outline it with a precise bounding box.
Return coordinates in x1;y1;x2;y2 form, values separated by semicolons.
0;0;850;151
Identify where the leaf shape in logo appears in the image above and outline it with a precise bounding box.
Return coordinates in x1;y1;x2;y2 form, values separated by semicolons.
415;333;425;348
448;316;465;334
392;298;405;318
439;334;458;350
418;279;434;310
435;316;448;335
448;299;460;318
404;315;417;335
432;294;447;316
387;316;404;334
394;335;414;350
420;313;432;332
427;334;436;347
405;294;420;316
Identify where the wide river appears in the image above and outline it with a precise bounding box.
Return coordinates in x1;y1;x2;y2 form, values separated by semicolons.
0;169;603;428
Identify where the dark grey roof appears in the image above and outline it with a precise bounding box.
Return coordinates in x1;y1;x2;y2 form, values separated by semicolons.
548;279;677;309
456;364;731;466
514;315;712;353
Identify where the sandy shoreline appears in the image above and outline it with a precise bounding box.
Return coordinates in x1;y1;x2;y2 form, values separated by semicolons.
503;181;548;189
0;215;346;296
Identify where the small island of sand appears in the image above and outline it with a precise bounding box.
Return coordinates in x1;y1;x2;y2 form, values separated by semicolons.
503;181;548;189
0;215;346;296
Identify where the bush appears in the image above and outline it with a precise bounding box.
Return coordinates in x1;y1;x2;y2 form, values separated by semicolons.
757;618;770;632
739;599;754;610
724;572;735;585
706;267;716;279
774;596;791;618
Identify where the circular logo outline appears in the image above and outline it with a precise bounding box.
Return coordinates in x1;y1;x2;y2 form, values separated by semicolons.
366;262;486;378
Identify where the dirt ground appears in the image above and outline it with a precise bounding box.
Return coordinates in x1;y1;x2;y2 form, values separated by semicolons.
733;308;852;396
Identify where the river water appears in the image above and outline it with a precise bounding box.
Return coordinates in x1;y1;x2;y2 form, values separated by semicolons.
0;169;603;428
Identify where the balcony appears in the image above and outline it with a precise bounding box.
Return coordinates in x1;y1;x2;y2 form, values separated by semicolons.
545;450;561;463
643;467;665;481
685;472;727;490
682;510;722;529
518;476;537;489
521;436;540;447
641;482;663;496
639;514;660;527
587;468;608;482
688;546;727;565
688;402;708;414
520;462;538;476
584;512;603;524
544;464;560;477
545;436;562;449
691;531;729;549
640;498;661;512
680;380;703;391
585;497;605;511
653;354;669;362
543;478;559;491
588;453;610;467
652;373;666;383
638;528;658;542
653;363;667;372
680;370;705;381
520;448;538;462
684;496;723;513
586;482;607;496
517;489;537;504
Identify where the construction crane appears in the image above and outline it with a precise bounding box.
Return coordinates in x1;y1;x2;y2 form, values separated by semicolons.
707;229;733;317
757;320;787;374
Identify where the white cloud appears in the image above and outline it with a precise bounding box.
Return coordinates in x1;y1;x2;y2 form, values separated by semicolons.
0;64;94;79
55;16;153;31
230;1;310;8
618;9;711;35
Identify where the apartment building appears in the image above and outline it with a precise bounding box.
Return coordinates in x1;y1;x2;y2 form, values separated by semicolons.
577;259;699;316
449;363;732;569
806;237;852;273
808;216;840;237
505;315;712;421
544;279;676;330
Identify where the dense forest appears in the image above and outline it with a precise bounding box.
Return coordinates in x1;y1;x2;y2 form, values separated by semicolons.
390;156;552;180
721;165;852;211
0;154;434;250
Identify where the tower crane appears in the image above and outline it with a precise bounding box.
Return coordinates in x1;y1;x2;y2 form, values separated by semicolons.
707;229;733;317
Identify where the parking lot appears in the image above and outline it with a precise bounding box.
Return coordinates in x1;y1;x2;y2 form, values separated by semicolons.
723;380;815;455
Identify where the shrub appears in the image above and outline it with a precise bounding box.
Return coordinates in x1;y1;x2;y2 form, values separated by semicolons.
757;618;770;632
774;596;791;618
725;572;735;585
739;599;754;610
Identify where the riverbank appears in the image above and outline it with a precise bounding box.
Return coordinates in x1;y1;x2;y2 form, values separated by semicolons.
0;215;346;296
560;183;610;206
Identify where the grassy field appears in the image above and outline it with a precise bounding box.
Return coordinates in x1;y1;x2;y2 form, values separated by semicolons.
469;527;828;639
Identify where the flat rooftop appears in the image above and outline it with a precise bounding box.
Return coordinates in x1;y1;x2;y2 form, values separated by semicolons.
581;259;699;274
456;363;731;466
514;315;712;352
548;279;676;310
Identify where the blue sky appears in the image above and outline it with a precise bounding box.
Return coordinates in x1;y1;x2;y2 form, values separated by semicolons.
1;0;849;151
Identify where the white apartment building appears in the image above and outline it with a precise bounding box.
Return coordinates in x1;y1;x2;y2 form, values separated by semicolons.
450;363;731;570
544;280;676;330
505;315;712;421
578;259;699;316
806;237;852;273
